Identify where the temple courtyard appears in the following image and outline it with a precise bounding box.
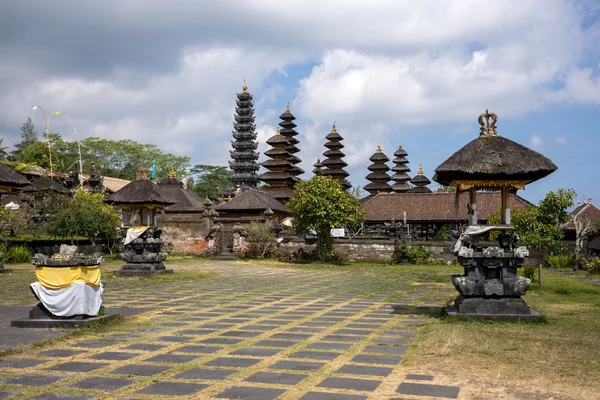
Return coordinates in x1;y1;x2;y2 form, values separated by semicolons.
0;260;598;400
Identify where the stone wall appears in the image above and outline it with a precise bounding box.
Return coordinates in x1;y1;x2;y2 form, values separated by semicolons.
158;213;210;254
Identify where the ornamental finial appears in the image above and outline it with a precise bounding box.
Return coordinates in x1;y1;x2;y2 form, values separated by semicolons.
478;109;498;137
377;145;382;152
331;123;337;133
168;170;176;178
276;129;281;135
242;79;248;93
285;102;290;113
418;164;424;176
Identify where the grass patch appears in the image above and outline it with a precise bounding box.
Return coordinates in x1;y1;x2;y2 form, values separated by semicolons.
411;270;600;398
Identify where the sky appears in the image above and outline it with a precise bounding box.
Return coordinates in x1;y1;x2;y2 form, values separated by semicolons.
1;0;599;205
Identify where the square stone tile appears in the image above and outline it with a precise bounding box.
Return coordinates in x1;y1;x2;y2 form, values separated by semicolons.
245;371;307;385
405;374;434;381
91;352;138;361
177;329;215;335
374;338;412;345
200;323;235;329
322;335;363;343
29;395;93;399
144;354;197;364
307;342;352;351
241;325;276;331
270;333;311;340
317;376;381;391
363;345;407;355
156;336;193;343
174;368;237;380
214;386;286;400
70;377;133;391
220;330;262;338
103;334;142;341
72;341;110;349
110;364;170;376
38;350;84;358
137;381;207;396
290;351;340;361
199;337;244;345
0;359;47;369
48;362;107;373
397;382;460;398
0;392;17;400
336;365;393;377
174;345;222;354
230;348;281;357
334;329;373;336
351;354;401;365
122;343;168;352
205;357;261;368
299;392;367;400
270;360;325;371
254;340;297;348
2;374;64;386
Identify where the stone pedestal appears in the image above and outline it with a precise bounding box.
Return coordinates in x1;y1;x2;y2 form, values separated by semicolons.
446;243;543;321
115;227;173;276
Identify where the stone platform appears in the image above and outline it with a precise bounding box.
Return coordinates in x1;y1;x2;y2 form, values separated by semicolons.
444;306;544;321
11;313;119;329
114;262;173;276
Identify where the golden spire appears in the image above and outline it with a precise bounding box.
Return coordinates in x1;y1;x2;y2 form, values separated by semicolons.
418;164;424;176
276;129;281;135
331;123;337;133
376;145;382;152
168;170;176;178
285;102;290;113
242;79;248;93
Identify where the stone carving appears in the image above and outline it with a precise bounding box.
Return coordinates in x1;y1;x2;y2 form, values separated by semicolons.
119;227;169;272
207;222;224;254
231;222;247;253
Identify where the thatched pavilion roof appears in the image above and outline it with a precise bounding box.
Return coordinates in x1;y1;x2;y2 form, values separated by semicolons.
106;179;177;206
22;176;70;194
434;111;557;188
0;163;29;188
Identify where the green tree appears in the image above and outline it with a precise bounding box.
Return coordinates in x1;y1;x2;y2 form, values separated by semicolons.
11;118;38;158
0;207;28;238
189;165;231;200
287;176;365;261
45;190;121;245
19;141;58;170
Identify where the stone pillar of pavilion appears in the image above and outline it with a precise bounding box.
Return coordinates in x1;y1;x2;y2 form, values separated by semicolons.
433;110;558;320
391;145;411;193
321;124;351;190
229;81;260;189
0;163;29;273
364;145;393;195
258;130;296;202
106;179;177;276
278;104;304;180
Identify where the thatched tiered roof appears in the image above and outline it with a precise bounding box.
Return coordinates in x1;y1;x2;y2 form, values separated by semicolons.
215;189;286;213
364;146;393;195
0;163;29;189
157;172;205;212
106;179;177;206
22;176;70;194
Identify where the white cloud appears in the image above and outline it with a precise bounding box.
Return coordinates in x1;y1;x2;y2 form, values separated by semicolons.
529;135;544;149
556;137;568;146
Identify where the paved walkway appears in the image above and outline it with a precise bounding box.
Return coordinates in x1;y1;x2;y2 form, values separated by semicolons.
0;262;459;399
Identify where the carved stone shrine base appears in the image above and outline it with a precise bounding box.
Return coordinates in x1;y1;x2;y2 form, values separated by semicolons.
445;296;543;321
114;263;173;277
11;303;118;329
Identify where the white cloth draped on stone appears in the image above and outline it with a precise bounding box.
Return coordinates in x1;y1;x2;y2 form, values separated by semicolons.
124;226;149;245
30;281;104;317
453;225;503;254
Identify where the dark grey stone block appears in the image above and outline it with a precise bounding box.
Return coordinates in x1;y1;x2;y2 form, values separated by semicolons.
137;382;207;396
245;371;307;385
351;354;401;365
405;374;434;381
299;392;367;400
200;323;235;329
289;351;340;361
214;386;286;400
103;334;142;341
11;313;119;329
205;357;260;368
374;338;412;345
110;364;170;376
317;377;382;391
230;348;280;357
174;345;222;354
144;354;197;364
123;343;168;351
48;362;107;372
29;395;93;400
70;377;133;391
220;330;262;338
156;336;193;343
364;345;407;355
2;374;64;386
307;342;352;351
334;329;373;335
241;325;276;331
0;392;16;400
177;329;214;335
254;340;297;348
322;335;363;343
72;341;111;349
0;358;47;368
38;349;84;358
336;365;393;377
397;382;460;398
91;352;138;361
270;360;325;371
174;368;237;380
270;333;311;340
199;337;244;345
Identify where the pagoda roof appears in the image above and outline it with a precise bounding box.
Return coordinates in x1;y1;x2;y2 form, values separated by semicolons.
0;163;30;188
157;175;205;212
394;146;408;157
106;179;177;206
215;189;287;212
266;134;290;146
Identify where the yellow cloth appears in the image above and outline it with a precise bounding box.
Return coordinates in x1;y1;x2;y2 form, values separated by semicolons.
35;266;101;289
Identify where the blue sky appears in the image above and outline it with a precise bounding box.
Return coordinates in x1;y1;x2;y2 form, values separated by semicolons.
0;0;599;206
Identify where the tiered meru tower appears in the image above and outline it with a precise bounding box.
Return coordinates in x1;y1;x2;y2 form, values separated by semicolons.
312;159;324;176
391;145;411;193
278;104;304;180
408;165;432;193
364;145;393;195
229;81;260;189
322;124;351;190
258;130;296;202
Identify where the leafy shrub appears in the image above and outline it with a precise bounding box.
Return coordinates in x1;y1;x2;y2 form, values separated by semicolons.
244;220;277;259
433;225;449;241
585;258;600;275
547;255;573;269
392;242;432;264
3;246;31;263
520;265;537;281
